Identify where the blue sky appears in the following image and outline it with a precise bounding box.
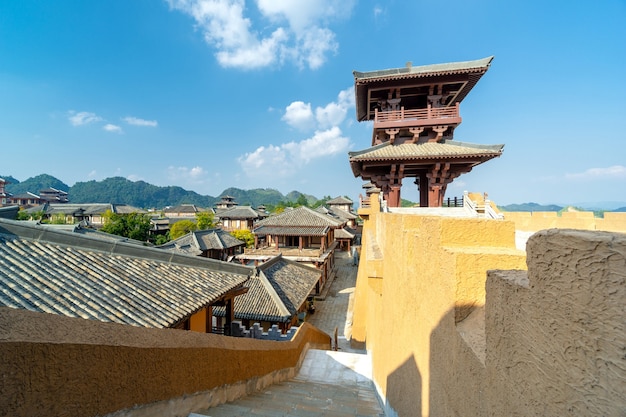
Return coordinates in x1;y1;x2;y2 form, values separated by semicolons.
1;1;625;207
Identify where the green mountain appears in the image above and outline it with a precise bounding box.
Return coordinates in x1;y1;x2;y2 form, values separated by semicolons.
2;174;321;209
498;202;564;212
219;187;286;207
69;177;215;208
2;174;69;195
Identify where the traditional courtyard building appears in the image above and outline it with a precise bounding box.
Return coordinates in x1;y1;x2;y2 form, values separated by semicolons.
215;195;238;211
23;203;146;226
157;228;246;261
213;255;320;333
349;56;503;207
0;178;12;206
216;205;268;232
39;187;69;203
238;206;345;294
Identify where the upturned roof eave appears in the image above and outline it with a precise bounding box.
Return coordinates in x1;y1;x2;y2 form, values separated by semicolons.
353;56;494;82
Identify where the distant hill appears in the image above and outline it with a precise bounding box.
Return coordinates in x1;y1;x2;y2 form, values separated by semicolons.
614;207;626;212
2;174;69;195
70;177;215;208
2;174;321;209
498;202;564;212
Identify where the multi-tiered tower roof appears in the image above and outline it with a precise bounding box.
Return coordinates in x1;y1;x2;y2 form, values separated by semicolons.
349;56;503;207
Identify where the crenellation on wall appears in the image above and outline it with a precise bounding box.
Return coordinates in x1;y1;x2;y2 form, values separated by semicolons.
486;229;626;416
352;192;625;416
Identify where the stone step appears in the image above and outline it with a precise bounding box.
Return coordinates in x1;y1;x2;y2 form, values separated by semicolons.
190;349;384;416
189;379;383;417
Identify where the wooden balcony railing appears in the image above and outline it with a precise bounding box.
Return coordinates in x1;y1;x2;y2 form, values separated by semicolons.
374;103;460;127
244;246;324;257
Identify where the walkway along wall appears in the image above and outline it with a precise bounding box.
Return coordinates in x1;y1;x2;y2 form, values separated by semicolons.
504;210;626;233
0;309;330;417
351;192;625;416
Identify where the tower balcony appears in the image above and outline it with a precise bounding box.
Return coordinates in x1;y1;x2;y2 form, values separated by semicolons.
374;102;461;129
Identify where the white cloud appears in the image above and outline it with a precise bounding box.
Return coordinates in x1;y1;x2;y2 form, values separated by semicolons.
166;0;354;70
103;124;123;133
68;111;102;126
127;174;145;182
123;116;158;127
565;165;626;180
239;86;354;179
282;101;314;130
167;165;208;182
283;126;349;162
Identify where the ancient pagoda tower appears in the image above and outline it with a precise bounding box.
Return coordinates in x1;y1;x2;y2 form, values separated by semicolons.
349;56;503;207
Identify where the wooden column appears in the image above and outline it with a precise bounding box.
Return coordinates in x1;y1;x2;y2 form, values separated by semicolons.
224;298;233;336
206;306;213;333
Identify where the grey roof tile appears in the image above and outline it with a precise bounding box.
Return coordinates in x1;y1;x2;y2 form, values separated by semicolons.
216;205;261;220
0;219;251;329
214;255;320;323
254;206;344;229
353;56;494;81
348;140;504;161
158;228;245;253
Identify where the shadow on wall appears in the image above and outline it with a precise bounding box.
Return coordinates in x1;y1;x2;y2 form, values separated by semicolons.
429;305;487;417
386;354;422;417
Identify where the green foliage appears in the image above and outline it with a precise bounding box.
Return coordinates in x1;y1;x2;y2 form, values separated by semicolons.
17;209;45;221
296;193;309;207
169;219;197;240
70;177;215;209
230;229;255;248
195;211;215;230
312;195;331;209
49;213;68;224
3;174;69;195
153;233;170;245
101;210;152;242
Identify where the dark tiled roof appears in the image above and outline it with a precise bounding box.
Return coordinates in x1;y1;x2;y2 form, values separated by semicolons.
158;228;245;254
255;206;344;229
216;205;261;220
163;204;201;214
46;203;112;215
315;206;357;222
327;196;353;205
253;225;330;237
214;255;320;323
335;227;356;239
0;206;19;220
0;219;251;328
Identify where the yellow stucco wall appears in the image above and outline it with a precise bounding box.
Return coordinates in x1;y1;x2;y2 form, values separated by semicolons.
504;211;626;233
0;308;331;417
352;193;625;416
352;196;526;416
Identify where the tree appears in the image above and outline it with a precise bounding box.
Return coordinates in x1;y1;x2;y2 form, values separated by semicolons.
296;193;308;207
195;211;215;230
230;229;255;248
17;209;45;221
101;210;152;242
169;219;197;240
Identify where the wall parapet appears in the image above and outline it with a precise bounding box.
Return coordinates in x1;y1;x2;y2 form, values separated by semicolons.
0;307;331;417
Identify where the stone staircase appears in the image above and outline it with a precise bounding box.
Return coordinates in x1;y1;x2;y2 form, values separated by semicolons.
189;349;384;416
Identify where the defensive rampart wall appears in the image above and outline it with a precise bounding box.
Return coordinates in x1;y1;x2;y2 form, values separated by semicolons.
0;309;330;417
